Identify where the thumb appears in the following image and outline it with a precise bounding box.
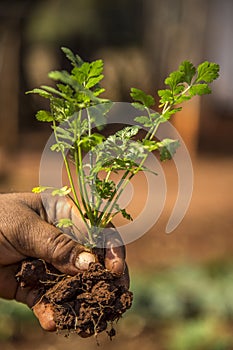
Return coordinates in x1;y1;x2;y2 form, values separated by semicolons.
27;218;96;274
5;192;96;275
12;205;95;275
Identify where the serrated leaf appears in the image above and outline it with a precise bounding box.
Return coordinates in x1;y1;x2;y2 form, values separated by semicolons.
79;133;105;151
156;139;180;161
88;101;112;129
86;75;104;89
179;61;196;85
57;83;73;97
130;88;155;108
196;61;220;83
134;116;153;127
61;47;83;67
90;59;103;73
132;102;147;111
164;71;184;90
50;141;72;152
120;208;133;221
189;84;211;96
158;89;174;105
95;178;115;199
48;70;84;94
36;110;54;122
93;87;105;97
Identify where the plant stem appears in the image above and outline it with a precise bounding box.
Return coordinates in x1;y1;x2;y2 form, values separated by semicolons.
97;169;130;226
87;109;95;208
52;121;89;228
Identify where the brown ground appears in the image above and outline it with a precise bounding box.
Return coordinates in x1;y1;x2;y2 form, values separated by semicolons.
0;133;233;350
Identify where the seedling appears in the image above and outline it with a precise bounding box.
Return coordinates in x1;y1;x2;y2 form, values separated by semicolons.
24;48;219;337
28;48;219;247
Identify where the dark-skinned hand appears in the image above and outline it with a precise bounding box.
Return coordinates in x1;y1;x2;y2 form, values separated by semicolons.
0;193;129;331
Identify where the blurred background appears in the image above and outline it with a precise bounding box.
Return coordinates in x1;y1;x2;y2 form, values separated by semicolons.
0;0;232;349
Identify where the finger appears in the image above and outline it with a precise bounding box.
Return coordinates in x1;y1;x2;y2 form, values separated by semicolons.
33;301;90;336
104;227;126;274
33;302;56;332
23;193;89;244
46;194;92;245
0;264;19;299
117;263;130;289
9;208;95;275
13;277;57;332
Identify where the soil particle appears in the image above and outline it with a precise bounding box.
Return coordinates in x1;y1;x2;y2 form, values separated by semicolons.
16;259;133;338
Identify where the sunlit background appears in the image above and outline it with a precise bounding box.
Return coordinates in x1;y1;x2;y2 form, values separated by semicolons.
0;1;233;349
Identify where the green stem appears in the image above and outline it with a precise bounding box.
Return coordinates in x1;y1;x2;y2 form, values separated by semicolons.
87;109;95;208
73;111;96;244
97;169;130;226
52;121;89;228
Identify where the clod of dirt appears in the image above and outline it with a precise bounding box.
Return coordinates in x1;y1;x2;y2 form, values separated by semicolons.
16;259;133;338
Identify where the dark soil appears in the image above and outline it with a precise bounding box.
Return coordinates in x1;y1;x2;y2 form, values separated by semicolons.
16;259;133;338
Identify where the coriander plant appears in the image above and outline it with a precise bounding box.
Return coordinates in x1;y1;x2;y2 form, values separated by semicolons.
28;47;219;247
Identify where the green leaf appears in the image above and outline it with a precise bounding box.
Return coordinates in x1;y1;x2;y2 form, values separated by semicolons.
116;125;140;139
95;178;115;199
57;83;74;97
158;89;174;105
156;139;180;161
56;218;74;228
41;85;67;99
196;61;220;83
86;60;104;88
142;140;158;151
134;115;153;127
163;107;182;120
179;61;196;85
132;102;147;111
79;133;105;151
130;88;155;108
32;186;50;193
88;101;112;129
89;60;104;78
50;141;72;152
120;208;133;221
189;84;211;96
36;110;54;122
61;47;83;67
164;71;184;90
86;75;104;89
51;186;71;196
26;88;51;99
71;59;104;89
93;87;105;97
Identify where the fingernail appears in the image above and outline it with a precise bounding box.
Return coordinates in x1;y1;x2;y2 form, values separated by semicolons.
75;252;96;270
105;258;125;275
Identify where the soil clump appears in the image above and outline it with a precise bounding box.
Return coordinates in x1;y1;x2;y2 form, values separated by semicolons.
16;259;133;338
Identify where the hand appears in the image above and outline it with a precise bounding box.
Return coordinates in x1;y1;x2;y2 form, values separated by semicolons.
0;192;129;331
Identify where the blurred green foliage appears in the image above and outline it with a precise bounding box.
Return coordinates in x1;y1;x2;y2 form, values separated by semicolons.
130;262;233;321
126;262;233;350
0;299;34;340
169;319;232;350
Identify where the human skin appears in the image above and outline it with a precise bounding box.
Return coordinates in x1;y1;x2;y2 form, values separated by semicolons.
0;193;129;331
